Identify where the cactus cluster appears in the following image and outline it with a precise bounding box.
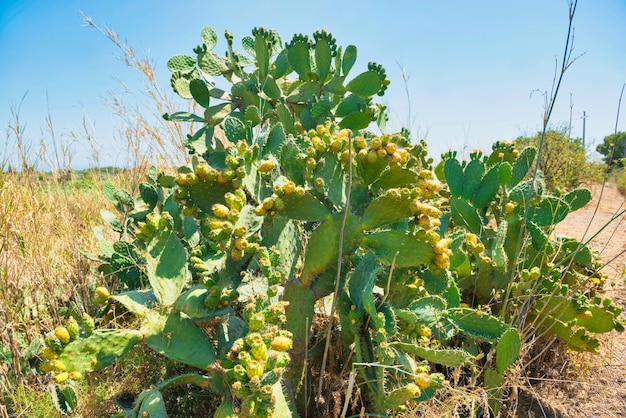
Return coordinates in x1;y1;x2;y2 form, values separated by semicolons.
42;25;625;417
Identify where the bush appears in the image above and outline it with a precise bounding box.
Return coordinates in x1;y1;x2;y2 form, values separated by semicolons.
514;129;591;190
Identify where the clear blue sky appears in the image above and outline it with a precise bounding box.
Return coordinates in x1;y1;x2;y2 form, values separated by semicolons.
1;1;625;169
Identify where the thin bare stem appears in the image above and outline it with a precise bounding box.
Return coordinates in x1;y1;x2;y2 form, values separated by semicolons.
316;132;353;408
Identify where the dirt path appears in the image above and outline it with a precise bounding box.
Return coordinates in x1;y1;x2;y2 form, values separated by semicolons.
525;184;626;417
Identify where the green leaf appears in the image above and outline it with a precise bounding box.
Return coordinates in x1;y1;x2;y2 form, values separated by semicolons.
173;285;216;320
496;328;521;373
450;198;483;235
576;305;620;333
371;168;418;191
362;230;434;268
420;268;451;295
447;308;509;342
102;181;117;204
335;95;366;118
164;112;205;123
100;209;122;232
146;225;188;306
189;79;210;108
473;163;500;208
272;49;290;79
342;45;357;76
361;194;413;230
139;183;158;209
345;70;381;97
498;162;512;186
461;159;484;199
255;32;270;78
389;343;472;367
324;76;345;95
314;37;332;82
205;103;233;125
142;311;217;368
137;389;167;418
444;159;464;197
279;191;331;221
109;290;156;316
223;116;246;142
287;41;311;80
532;196;570;226
56;329;142;372
338;111;371;130
262;75;282;100
167;55;196;73
508;147;536;188
198;51;227;76
348;253;379;319
265;123;286;156
201;26;218;50
300;213;362;287
563;188;591;212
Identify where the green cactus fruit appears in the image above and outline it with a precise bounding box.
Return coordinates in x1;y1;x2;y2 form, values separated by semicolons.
246;360;265;378
46;332;63;353
81;314;95;336
66;317;79;341
250;342;268;361
54;372;69;384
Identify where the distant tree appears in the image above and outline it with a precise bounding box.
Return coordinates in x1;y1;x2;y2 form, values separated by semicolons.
514;129;588;190
596;131;626;168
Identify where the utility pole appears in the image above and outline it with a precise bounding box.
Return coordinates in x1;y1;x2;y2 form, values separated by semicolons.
582;111;587;148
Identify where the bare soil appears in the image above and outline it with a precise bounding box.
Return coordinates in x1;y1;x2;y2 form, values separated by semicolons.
517;183;626;417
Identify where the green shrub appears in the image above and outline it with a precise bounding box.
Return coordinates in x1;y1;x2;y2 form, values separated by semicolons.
514;129;591;190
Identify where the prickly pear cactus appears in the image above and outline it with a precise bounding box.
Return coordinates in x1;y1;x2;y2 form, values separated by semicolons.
42;26;623;418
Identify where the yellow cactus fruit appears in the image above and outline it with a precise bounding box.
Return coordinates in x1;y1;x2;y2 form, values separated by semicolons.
414;373;431;389
40;347;58;361
505;202;515;214
258;159;276;173
212;204;230;219
54;372;69;384
270;336;293;352
54;326;71;345
68;371;83;381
